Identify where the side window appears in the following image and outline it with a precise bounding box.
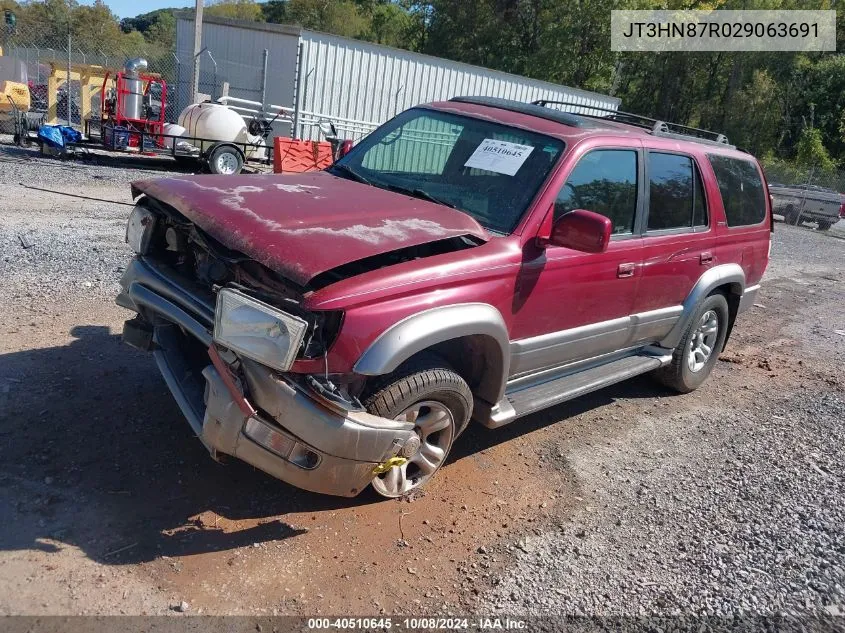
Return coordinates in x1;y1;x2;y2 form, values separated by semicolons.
707;155;767;226
646;152;708;231
554;149;638;235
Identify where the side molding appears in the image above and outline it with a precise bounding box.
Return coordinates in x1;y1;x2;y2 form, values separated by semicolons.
660;263;745;349
353;303;511;402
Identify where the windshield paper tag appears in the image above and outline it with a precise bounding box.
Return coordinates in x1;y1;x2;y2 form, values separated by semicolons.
464;139;534;176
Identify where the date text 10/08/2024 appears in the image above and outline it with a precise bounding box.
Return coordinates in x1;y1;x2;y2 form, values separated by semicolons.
307;617;528;630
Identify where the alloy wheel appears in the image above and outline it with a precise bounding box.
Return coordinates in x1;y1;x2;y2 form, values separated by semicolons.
687;309;719;372
371;400;454;497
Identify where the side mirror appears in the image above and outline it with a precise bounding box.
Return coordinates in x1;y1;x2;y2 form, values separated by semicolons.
538;209;612;253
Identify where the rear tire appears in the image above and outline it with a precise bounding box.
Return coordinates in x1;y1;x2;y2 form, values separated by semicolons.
654;293;730;394
784;205;800;225
363;358;472;498
817;221;832;231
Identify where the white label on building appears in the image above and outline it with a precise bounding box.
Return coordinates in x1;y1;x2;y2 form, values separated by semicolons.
464;139;535;176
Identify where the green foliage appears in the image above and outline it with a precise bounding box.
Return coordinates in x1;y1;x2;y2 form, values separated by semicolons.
205;0;265;22
281;0;369;38
365;2;414;47
718;69;780;157
9;0;165;55
121;8;177;51
261;0;287;23
795;127;836;172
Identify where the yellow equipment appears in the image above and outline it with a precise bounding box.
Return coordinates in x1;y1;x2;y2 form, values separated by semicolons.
0;53;38;144
0;53;30;112
1;78;30;113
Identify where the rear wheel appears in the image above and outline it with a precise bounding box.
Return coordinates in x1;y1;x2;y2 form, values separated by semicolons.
655;293;730;393
784;205;800;225
363;360;472;498
817;221;832;231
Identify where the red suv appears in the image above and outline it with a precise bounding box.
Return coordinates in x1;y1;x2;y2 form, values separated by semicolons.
117;97;771;498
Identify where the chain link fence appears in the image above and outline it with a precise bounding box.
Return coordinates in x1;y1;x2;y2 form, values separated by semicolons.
764;160;845;229
764;162;844;192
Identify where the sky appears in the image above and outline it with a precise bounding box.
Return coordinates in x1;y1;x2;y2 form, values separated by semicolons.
78;0;197;20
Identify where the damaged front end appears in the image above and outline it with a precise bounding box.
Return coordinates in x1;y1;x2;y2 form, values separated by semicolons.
116;198;416;497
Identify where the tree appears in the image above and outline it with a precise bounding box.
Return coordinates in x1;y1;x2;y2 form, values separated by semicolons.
71;0;125;52
205;0;264;22
365;2;414;47
283;0;369;39
721;69;780;156
795;127;836;173
144;11;176;50
261;0;287;23
799;55;845;159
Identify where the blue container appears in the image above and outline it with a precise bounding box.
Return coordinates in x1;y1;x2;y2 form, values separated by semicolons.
103;125;129;151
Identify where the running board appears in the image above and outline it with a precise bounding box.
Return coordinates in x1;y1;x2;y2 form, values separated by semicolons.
484;352;672;428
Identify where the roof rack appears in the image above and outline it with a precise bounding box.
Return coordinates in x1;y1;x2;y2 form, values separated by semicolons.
532;99;732;147
448;96;590;129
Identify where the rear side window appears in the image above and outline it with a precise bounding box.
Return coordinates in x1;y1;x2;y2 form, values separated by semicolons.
707;155;767;226
647;152;708;231
554;149;638;235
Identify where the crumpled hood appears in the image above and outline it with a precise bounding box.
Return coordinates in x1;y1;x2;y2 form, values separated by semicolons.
131;171;489;286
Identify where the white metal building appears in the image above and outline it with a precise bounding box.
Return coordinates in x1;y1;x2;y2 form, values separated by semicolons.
175;14;619;140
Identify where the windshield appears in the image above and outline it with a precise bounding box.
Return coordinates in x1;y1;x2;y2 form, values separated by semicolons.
331;108;565;234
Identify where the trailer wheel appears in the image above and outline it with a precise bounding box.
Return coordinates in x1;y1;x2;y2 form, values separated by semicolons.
208;145;244;175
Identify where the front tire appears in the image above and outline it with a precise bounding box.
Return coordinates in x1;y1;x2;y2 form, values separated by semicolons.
363;360;472;498
817;221;832;231
655;293;730;393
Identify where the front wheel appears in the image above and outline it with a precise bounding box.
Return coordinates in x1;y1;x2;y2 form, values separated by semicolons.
363;361;472;498
655;293;730;393
817;221;832;231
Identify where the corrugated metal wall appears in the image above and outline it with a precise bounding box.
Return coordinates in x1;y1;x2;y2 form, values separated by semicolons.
295;31;619;140
176;17;300;135
176;16;619;142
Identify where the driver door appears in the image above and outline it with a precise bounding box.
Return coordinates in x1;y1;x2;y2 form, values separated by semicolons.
509;146;645;376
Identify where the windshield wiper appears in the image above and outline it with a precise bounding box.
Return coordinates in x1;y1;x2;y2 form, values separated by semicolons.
331;164;372;186
387;185;457;209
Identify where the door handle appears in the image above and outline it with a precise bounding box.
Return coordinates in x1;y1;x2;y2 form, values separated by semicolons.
700;251;713;265
617;262;636;278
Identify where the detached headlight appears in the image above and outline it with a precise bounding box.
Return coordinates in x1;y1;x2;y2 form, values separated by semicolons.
126;205;156;254
213;288;308;372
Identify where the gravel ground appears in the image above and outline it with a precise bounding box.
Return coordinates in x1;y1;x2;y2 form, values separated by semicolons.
1;138;844;620
0;138;197;306
481;390;845;616
478;226;845;617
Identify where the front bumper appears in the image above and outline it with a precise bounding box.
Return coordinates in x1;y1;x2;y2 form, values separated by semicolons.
117;257;415;497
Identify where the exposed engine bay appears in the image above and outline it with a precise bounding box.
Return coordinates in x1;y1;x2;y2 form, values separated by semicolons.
138;196;341;360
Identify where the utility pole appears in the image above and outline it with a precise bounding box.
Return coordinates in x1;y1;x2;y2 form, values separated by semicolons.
191;0;204;104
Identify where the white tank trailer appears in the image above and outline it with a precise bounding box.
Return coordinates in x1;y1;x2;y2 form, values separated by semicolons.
174;102;268;174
